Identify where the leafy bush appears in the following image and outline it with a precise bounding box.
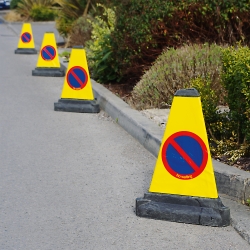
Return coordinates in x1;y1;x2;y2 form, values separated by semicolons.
221;45;250;156
107;0;250;83
111;0;176;82
55;0;88;38
129;44;224;110
55;0;113;39
190;77;241;162
191;75;250;163
30;5;57;21
65;15;93;47
16;0;56;20
85;4;118;82
191;78;220;127
10;0;22;9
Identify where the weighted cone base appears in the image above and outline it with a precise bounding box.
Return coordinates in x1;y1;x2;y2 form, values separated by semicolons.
32;67;65;77
54;99;100;113
15;48;37;54
136;192;230;227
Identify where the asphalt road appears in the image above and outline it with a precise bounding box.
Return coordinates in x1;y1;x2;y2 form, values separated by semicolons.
0;22;249;250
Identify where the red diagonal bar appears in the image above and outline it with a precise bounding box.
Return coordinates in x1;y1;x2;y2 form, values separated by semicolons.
44;47;54;59
71;70;84;87
170;139;200;172
23;34;30;42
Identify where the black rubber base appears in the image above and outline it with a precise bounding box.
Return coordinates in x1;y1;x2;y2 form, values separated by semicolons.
15;48;37;54
32;67;65;77
54;99;100;113
136;192;230;227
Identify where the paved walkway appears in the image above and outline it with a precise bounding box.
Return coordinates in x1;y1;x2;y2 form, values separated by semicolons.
0;19;250;249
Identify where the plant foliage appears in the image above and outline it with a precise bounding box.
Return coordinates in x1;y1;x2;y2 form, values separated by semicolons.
129;44;224;110
55;0;113;38
108;0;250;83
85;4;118;82
30;5;57;21
10;0;22;9
190;77;241;162
16;0;56;20
65;15;93;47
55;0;87;37
221;45;250;156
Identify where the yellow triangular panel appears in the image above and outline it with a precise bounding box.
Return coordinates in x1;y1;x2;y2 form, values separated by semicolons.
60;48;94;100
36;32;60;68
17;23;35;49
149;94;218;198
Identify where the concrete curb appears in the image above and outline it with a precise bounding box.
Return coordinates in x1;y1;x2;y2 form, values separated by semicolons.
91;79;250;203
92;79;163;158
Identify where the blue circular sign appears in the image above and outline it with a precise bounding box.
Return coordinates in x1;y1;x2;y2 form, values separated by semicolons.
41;45;56;61
67;66;88;90
21;32;31;43
161;131;208;180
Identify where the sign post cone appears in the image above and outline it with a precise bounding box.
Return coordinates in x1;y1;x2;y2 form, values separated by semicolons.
54;46;100;113
136;88;230;227
32;32;65;77
15;23;37;54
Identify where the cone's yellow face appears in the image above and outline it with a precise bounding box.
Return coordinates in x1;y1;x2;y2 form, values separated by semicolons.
149;96;218;199
60;48;94;101
36;33;60;68
17;23;35;49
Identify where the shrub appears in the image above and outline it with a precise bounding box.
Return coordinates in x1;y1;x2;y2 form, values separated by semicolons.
55;15;73;38
30;5;57;21
190;77;240;161
111;0;176;83
55;0;113;39
191;77;220;128
85;4;118;82
65;15;93;47
129;44;224;110
16;0;56;20
221;45;250;156
107;0;250;83
10;0;22;9
55;0;87;38
191;76;249;163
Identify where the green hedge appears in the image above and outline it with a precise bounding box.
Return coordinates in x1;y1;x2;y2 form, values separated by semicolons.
30;6;56;21
10;0;21;9
221;45;250;153
129;44;224;110
104;0;250;83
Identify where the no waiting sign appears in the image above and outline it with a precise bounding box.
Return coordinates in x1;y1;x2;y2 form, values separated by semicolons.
41;45;56;61
66;66;88;90
21;32;32;43
161;131;208;180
